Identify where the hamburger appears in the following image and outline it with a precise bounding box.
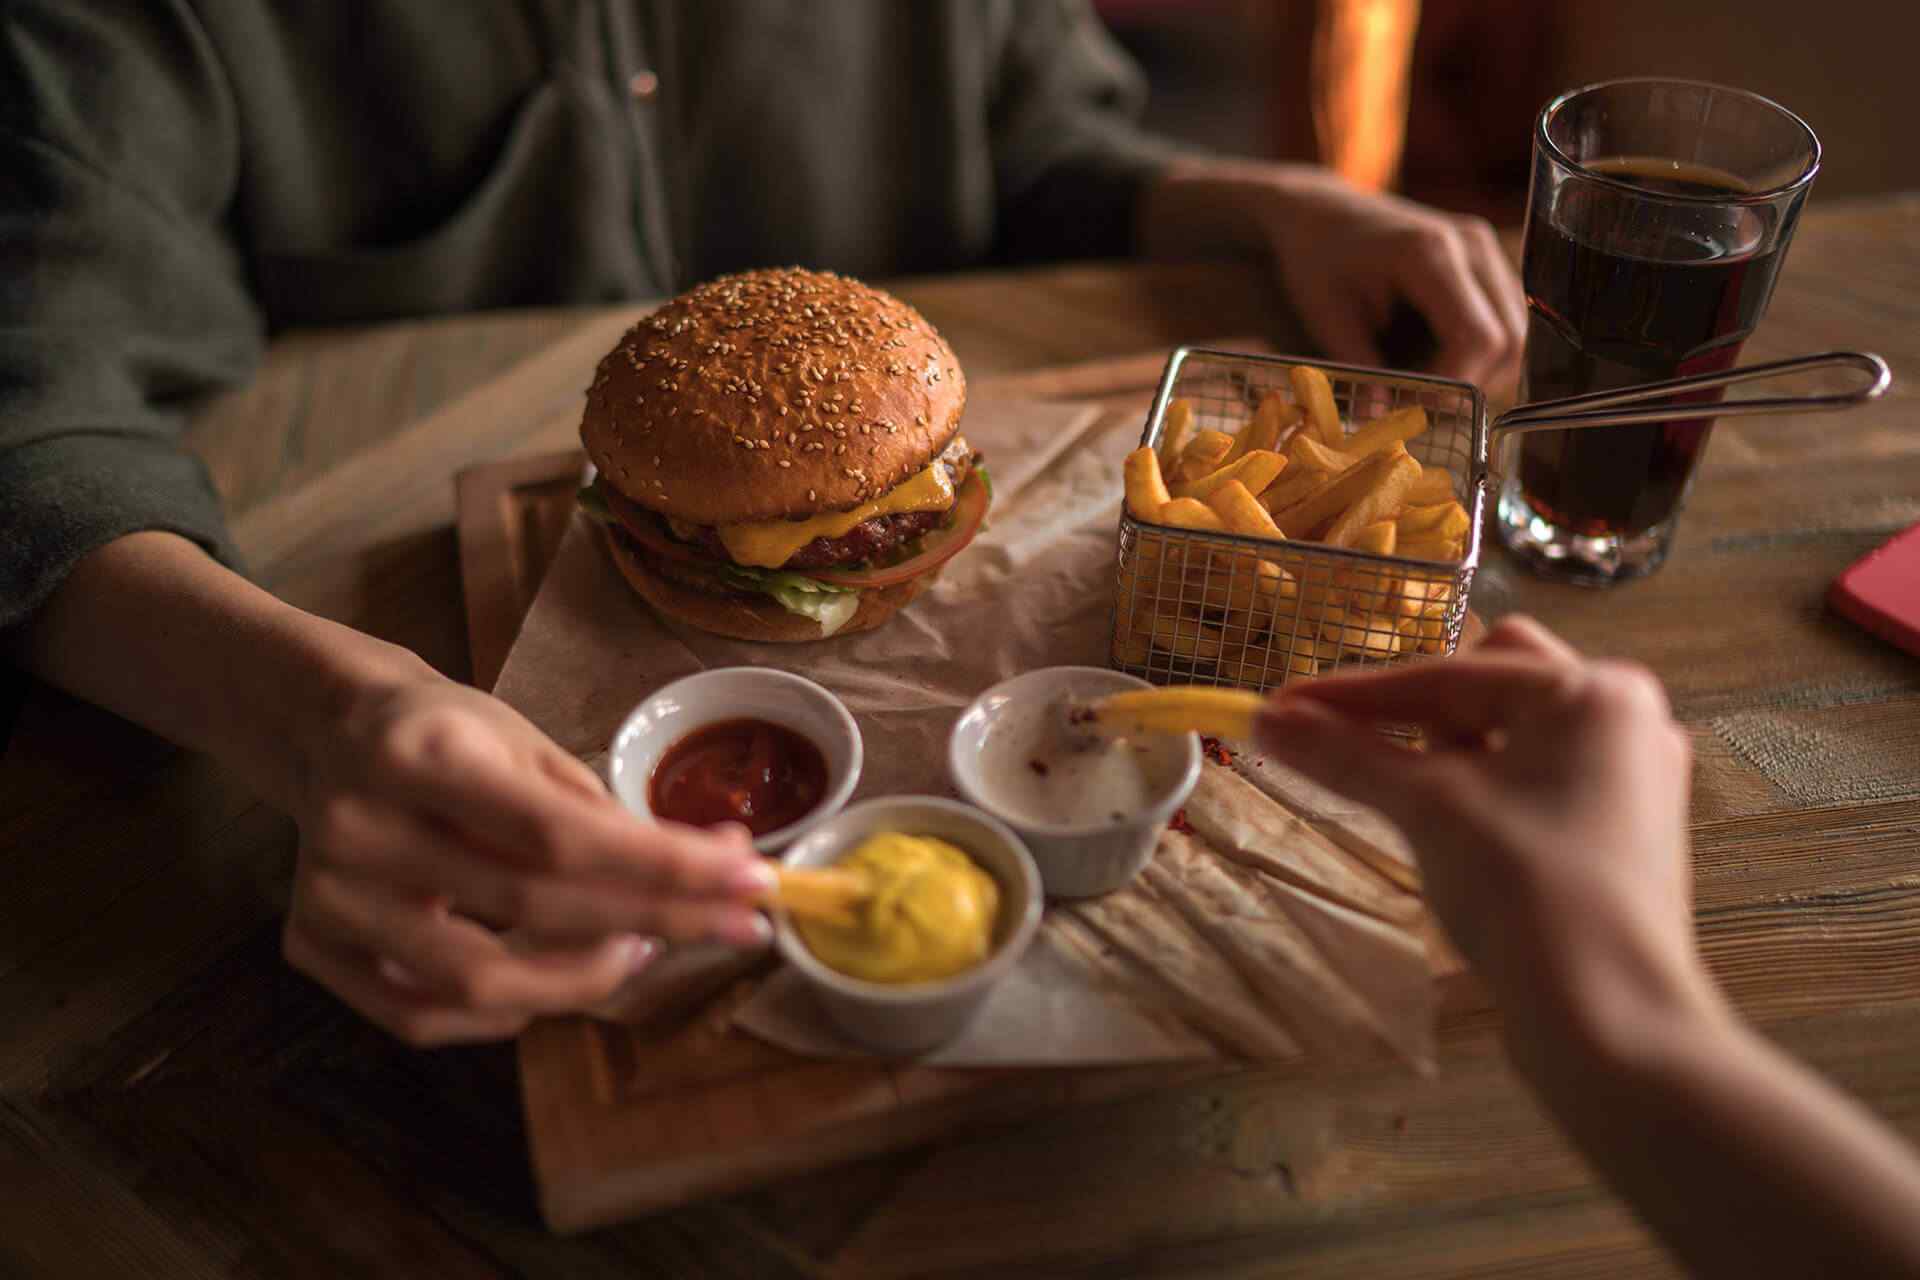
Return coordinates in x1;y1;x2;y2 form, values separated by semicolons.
577;267;987;642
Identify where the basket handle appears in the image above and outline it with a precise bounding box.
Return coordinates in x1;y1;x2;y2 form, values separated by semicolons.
1489;350;1889;438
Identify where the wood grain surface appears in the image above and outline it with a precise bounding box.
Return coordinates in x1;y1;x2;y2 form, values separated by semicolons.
2;198;1918;1278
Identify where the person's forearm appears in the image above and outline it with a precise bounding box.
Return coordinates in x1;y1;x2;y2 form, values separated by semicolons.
1136;156;1330;262
8;531;432;812
1514;975;1920;1277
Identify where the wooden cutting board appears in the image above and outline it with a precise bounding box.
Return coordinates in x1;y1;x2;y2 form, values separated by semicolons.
454;342;1485;1233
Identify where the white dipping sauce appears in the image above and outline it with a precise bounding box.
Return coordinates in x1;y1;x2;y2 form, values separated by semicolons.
972;697;1188;829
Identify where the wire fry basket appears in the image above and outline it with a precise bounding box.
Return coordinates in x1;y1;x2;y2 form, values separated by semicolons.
1111;347;1489;692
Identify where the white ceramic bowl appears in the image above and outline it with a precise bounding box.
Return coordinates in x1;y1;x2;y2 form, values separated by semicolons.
607;668;862;853
948;666;1200;898
772;796;1043;1055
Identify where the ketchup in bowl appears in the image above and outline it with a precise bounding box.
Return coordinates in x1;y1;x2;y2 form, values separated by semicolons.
648;718;829;836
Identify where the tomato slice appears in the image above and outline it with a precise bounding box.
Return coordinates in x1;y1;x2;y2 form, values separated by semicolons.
810;470;991;589
600;486;712;565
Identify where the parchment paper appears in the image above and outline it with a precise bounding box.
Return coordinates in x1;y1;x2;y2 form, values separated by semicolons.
491;392;1434;1068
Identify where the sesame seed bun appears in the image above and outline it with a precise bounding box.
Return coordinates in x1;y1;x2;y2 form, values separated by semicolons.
581;267;967;525
599;523;936;643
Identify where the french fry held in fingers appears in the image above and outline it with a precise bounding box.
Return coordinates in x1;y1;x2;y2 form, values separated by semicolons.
1173;430;1234;485
1289;365;1343;445
1173;448;1286;503
1083;686;1265;743
766;865;869;927
1156;398;1196;472
1322;452;1421;547
1123;445;1173;520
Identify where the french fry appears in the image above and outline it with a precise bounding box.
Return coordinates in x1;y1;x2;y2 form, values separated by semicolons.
1398;532;1466;562
1113;622;1156;668
1173;430;1234;484
1396;501;1455;535
1406;467;1456;505
1290;365;1342;445
1149;605;1237;663
1087;687;1264;742
1323;452;1421;547
1271;444;1409;539
1217;645;1320;682
1156;497;1226;531
1174;449;1286;503
1156;398;1196;472
1353;521;1398;556
1259;463;1329;516
1122;446;1172;520
1344;405;1428;458
1220;392;1290;467
1319;607;1405;658
1120;550;1282;615
1206;479;1287;542
1284;434;1355;476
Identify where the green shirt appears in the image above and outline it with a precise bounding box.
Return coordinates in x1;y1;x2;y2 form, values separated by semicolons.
0;0;1178;632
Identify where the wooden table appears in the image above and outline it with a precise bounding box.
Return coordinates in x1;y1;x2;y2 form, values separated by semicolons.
4;195;1917;1278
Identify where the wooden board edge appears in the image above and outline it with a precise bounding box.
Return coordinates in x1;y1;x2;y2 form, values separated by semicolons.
456;449;584;689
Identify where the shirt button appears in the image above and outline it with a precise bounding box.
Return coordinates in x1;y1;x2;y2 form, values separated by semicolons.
628;69;660;102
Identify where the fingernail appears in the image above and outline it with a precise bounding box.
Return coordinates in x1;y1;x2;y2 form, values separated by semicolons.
728;860;778;898
716;911;773;949
614;934;660;975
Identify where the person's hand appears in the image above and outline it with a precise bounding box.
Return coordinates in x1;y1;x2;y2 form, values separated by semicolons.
1253;166;1526;391
283;672;774;1046
1140;159;1526;393
1253;617;1713;1056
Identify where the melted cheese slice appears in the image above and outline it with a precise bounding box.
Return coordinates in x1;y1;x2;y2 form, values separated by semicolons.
717;461;955;568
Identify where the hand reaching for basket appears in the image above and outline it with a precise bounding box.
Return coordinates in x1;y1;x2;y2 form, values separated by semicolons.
1248;614;1920;1277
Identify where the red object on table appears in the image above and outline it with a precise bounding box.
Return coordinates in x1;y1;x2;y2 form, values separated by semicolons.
1828;519;1920;658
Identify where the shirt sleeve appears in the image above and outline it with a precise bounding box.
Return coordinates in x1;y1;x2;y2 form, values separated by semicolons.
0;3;262;635
987;0;1189;264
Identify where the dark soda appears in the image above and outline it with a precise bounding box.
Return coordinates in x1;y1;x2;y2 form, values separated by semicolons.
1516;158;1790;537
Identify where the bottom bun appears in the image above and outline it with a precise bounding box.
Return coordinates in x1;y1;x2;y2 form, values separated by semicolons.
601;525;932;643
